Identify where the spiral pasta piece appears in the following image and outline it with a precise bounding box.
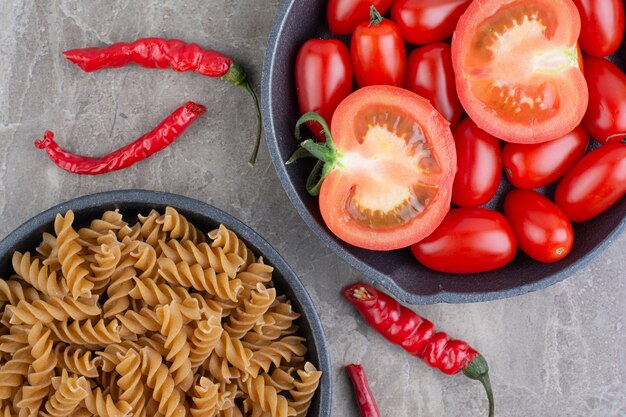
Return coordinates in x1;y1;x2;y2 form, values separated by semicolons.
11;252;67;298
0;328;28;354
203;353;241;385
190;376;219;417
102;238;140;318
158;258;242;302
158;239;244;278
115;349;146;417
82;386;133;417
137;210;167;249
263;369;295;392
249;337;308;377
289;362;322;417
209;225;255;271
54;343;101;378
7;294;100;325
98;335;168;372
225;284;276;339
132;243;158;279
237;259;274;292
54;211;94;298
156;302;194;392
241;373;295;417
48;318;121;347
157;206;205;244
89;240;121;295
190;310;223;369
0;346;31;400
78;210;131;245
140;347;186;417
0;279;41;307
215;332;253;374
44;371;88;417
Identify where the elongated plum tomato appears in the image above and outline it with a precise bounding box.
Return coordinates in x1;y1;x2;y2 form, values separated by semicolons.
391;0;472;45
295;39;353;142
451;118;502;207
451;0;588;144
291;86;457;250
572;0;625;57
502;124;589;189
351;7;406;88
504;190;573;263
554;143;626;222
327;0;394;35
411;208;517;274
582;56;626;144
406;43;463;129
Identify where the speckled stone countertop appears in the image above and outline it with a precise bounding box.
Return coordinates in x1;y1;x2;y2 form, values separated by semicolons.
0;1;624;416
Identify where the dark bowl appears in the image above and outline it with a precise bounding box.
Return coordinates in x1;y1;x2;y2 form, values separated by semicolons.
0;190;332;417
262;0;626;304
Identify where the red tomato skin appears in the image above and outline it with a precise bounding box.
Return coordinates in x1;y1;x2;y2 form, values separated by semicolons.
504;190;574;263
451;118;502;207
351;19;406;87
405;43;463;130
391;0;472;45
295;39;353;142
502;125;590;189
411;208;517;274
572;0;625;57
327;0;395;35
582;56;626;144
555;143;626;222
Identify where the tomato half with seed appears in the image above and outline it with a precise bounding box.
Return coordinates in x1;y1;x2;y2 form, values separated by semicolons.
451;0;588;144
406;42;463;129
391;0;472;45
292;86;456;250
411;208;517;274
555;143;626;222
451;118;502;207
351;8;406;88
582;56;626;144
502;124;589;189
295;39;353;142
327;0;395;35
572;0;625;57
504;190;573;263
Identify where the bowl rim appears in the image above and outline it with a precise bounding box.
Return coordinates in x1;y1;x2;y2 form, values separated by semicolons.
0;189;332;417
261;0;626;305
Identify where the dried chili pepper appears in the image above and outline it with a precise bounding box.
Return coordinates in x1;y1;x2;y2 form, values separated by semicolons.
344;283;494;417
63;38;261;165
346;364;381;417
35;101;206;175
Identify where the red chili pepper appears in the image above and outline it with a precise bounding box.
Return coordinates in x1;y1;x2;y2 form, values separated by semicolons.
346;364;381;417
63;38;261;165
34;101;206;175
344;283;494;417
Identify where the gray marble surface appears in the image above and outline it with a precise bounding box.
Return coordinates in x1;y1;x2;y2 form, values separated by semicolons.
0;1;624;416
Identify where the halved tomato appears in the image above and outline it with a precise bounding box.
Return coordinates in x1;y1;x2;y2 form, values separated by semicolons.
451;0;588;144
289;86;457;250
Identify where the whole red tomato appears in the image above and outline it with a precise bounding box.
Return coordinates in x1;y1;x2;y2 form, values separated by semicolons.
295;39;353;142
351;7;406;87
502;125;589;189
406;42;462;129
504;190;574;263
391;0;472;45
582;56;626;144
572;0;625;57
451;118;501;207
411;208;517;274
327;0;395;35
555;143;626;222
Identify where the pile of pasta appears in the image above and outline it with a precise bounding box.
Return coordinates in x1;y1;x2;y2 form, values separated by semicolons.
0;207;321;417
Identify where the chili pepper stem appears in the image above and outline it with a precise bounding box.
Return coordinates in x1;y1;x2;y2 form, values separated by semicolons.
222;61;262;166
462;354;494;417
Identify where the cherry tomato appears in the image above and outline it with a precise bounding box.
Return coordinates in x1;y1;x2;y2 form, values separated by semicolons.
327;0;395;35
504;190;573;263
299;86;456;250
295;39;353;142
406;43;463;129
555;143;626;222
502;124;589;189
391;0;472;45
351;8;406;88
572;0;625;57
411;208;517;274
451;118;501;207
582;56;626;144
451;0;588;144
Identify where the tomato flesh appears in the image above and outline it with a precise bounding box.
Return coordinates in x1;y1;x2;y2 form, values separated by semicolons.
452;0;588;144
319;86;456;250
